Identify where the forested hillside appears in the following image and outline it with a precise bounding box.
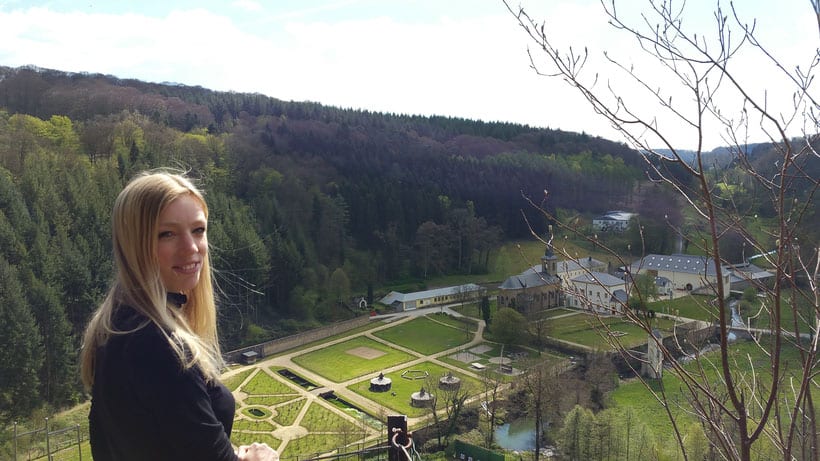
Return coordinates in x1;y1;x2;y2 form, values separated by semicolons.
0;63;646;422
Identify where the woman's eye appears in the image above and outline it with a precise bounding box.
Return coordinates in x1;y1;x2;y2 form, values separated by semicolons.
158;231;174;239
193;227;206;235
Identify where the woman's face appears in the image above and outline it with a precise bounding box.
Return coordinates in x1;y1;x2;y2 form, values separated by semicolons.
155;194;208;294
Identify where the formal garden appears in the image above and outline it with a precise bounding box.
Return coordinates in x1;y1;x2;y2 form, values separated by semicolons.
224;311;508;459
11;289;783;461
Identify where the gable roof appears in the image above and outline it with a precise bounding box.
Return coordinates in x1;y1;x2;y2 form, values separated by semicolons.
499;268;560;290
630;254;722;276
546;256;607;275
726;262;775;283
611;289;628;303
379;283;482;304
571;271;626;287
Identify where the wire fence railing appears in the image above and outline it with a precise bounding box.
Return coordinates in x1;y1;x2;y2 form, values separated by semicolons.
3;420;396;461
3;418;87;461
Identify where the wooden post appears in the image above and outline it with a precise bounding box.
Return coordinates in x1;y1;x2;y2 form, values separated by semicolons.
77;424;83;461
45;417;51;461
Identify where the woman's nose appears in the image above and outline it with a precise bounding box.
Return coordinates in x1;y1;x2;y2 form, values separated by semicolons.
179;233;199;253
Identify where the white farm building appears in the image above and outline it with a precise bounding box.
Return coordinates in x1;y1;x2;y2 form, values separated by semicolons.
592;211;636;232
628;254;731;299
379;283;484;311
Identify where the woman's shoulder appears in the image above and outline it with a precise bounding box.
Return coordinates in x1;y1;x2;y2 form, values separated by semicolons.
108;305;175;358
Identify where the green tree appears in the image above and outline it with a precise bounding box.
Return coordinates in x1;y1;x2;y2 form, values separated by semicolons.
490;307;527;347
328;267;351;306
0;256;44;424
628;273;658;316
480;295;491;326
23;270;77;406
414;220;451;278
558;405;595;461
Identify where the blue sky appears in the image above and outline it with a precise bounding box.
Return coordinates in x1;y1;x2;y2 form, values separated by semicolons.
0;0;815;150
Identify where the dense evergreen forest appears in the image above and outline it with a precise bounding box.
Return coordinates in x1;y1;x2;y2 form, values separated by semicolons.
0;64;815;424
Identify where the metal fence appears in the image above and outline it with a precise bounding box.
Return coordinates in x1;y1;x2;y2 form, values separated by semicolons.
5;418;85;461
4;420;393;461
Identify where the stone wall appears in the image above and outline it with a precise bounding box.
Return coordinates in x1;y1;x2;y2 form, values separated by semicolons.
223;315;371;364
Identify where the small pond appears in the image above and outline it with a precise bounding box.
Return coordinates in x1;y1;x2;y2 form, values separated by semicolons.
277;369;319;390
494;419;536;451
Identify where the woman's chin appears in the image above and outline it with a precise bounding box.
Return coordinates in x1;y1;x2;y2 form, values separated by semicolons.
166;274;201;294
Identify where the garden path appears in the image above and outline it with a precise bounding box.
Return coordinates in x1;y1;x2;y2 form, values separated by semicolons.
227;304;492;449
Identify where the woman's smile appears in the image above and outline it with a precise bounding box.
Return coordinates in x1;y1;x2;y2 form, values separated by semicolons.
156;194;208;294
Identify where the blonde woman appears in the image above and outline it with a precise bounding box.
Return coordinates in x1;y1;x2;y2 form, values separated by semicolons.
81;171;277;461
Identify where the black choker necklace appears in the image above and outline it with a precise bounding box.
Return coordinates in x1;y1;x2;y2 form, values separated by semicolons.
167;292;187;308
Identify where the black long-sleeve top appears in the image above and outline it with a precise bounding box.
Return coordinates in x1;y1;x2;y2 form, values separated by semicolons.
89;304;238;461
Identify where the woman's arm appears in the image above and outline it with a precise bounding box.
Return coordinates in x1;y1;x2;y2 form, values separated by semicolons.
126;326;238;461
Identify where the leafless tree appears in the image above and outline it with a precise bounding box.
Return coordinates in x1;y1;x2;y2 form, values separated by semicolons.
505;1;820;460
424;375;471;450
521;359;560;461
479;368;506;448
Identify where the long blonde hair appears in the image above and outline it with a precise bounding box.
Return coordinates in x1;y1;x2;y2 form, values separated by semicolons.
80;170;223;390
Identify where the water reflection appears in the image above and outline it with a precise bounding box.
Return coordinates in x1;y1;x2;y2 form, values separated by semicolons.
494;419;535;450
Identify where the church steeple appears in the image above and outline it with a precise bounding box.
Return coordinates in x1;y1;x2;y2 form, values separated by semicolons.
541;225;558;275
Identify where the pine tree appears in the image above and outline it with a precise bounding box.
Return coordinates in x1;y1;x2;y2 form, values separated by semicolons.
23;270;77;406
0;256;44;424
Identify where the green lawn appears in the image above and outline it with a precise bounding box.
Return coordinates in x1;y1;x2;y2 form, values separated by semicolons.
234;417;276;432
300;402;366;433
428;312;479;332
244;395;301;407
221;368;255;392
241;369;301;395
231;431;282;450
649;294;717;321
291;336;415;382
372;315;473;355
542;307;577;318
739;292;815;334
347;361;483;418
421;238;601;289
272;398;307;427
652;292;816;337
283;433;358;459
549;312;678;349
48;440;92;461
450;301;485;319
273;321;385;356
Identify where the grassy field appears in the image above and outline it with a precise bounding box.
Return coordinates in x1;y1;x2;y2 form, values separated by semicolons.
549;311;678;349
231;431;282;450
372;315;473;355
650;292;816;337
739;292;815;334
609;339;817;457
347;361;483;418
291;336;415;382
422;238;613;290
649;294;717;321
241;368;302;395
300;402;365;433
428;311;479;332
222;368;256;392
